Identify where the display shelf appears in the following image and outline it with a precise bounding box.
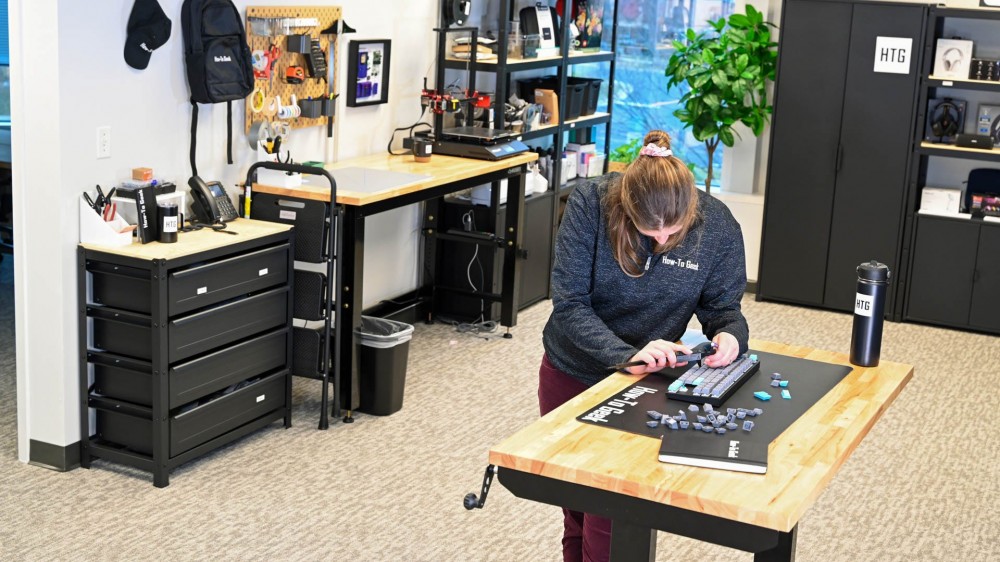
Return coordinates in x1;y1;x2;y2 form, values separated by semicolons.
901;6;1000;335
917;141;1000;161
925;76;1000;92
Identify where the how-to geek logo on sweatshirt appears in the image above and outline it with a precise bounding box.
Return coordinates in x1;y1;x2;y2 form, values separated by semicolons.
662;256;699;271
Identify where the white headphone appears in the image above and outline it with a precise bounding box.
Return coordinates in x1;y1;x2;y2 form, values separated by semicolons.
942;47;963;72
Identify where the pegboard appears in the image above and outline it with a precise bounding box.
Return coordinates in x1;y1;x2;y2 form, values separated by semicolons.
244;6;342;136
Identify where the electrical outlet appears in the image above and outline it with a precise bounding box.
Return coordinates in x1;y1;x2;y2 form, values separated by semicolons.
97;126;111;159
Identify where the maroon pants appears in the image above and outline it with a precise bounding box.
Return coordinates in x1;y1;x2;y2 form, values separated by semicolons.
538;354;612;562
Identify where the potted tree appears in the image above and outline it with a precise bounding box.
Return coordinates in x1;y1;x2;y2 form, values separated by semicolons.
664;5;778;193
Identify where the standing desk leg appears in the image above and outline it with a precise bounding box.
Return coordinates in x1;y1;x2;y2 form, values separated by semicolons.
500;166;525;333
609;520;656;561
338;205;365;423
754;525;797;562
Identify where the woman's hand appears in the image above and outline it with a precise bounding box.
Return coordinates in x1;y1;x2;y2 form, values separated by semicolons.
702;332;740;368
626;340;693;374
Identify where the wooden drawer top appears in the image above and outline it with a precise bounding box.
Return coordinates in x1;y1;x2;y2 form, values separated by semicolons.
80;219;292;261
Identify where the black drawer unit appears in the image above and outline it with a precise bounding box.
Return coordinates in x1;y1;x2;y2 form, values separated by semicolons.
78;219;295;487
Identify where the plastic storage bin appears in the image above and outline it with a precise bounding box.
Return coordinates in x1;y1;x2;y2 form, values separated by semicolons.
357;316;414;415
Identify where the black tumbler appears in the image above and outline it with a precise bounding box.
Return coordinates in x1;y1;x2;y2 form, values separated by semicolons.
159;203;178;243
850;260;890;367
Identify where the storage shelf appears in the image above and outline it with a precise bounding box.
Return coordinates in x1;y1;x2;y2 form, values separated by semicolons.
932;7;1000;21
518;112;611;141
443;50;614;72
917;141;1000;162
925;76;1000;92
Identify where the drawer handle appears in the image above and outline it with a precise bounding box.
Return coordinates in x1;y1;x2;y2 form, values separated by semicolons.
256;394;266;403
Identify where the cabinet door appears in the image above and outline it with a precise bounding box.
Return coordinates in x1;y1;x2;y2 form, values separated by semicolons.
824;3;926;312
906;216;978;326
519;192;554;308
759;0;852;305
969;224;1000;333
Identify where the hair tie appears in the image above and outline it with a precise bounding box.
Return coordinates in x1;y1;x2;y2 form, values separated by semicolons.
639;143;672;158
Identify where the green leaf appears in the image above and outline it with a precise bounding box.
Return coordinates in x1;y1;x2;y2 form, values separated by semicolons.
729;14;750;28
711;70;728;88
719;127;735;147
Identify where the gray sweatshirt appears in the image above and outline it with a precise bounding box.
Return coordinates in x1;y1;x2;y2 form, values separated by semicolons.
542;174;749;386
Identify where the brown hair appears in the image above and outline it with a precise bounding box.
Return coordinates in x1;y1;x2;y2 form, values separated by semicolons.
603;130;698;277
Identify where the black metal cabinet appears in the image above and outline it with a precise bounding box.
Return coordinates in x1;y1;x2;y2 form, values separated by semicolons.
906;215;1000;334
437;191;554;322
78;220;294;487
759;0;926;313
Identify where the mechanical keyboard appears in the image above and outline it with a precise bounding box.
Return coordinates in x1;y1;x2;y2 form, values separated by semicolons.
665;353;760;407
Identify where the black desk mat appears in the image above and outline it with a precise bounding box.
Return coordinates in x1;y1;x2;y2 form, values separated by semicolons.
577;351;853;444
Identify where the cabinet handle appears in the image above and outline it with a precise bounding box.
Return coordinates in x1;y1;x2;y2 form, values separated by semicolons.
836;144;844;172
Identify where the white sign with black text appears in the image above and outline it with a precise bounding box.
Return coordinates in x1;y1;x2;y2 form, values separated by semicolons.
873;36;912;74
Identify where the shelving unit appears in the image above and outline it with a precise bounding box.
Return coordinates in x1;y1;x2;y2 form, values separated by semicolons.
902;7;1000;335
78;220;295;487
434;1;619;309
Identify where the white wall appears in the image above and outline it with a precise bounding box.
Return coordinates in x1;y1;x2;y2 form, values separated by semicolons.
12;0;438;461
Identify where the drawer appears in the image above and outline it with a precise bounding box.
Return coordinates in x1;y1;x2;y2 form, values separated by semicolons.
169;244;289;315
171;371;286;456
95;371;287;457
168;286;288;362
90;307;152;360
91;352;153;406
90;328;287;408
88;262;151;314
170;328;287;408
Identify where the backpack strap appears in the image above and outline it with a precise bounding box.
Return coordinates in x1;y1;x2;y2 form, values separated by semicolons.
227;100;234;165
190;99;199;177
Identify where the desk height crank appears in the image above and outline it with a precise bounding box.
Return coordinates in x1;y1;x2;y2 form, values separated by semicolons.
463;464;497;510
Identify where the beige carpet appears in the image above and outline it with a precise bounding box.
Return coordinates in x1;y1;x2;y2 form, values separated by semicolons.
0;255;997;561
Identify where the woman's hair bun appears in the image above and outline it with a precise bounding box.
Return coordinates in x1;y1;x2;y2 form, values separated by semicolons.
642;130;672;149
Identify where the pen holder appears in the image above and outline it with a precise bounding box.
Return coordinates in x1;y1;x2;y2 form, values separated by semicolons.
79;197;133;247
298;98;324;119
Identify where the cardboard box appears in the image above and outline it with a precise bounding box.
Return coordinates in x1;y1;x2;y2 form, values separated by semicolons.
919;187;962;214
132;167;153;181
534;88;560;124
977;103;1000;146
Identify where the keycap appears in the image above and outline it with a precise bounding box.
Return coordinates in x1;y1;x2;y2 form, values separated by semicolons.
742;420;754;431
646;420;659;428
754;391;771;401
781;389;791;400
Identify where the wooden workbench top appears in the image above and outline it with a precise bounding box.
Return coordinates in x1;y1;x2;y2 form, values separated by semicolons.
251;152;538;206
488;340;913;532
79;218;292;261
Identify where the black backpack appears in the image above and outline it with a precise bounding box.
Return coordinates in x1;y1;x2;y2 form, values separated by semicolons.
181;0;254;176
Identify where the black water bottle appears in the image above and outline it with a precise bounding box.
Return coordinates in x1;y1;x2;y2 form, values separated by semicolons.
850;260;890;367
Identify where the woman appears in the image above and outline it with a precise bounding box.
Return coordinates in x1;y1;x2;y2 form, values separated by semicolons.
539;130;749;562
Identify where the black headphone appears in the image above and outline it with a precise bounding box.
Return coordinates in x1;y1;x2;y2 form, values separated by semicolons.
443;0;471;27
931;99;960;140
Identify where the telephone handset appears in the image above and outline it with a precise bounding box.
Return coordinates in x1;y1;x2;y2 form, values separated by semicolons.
189;175;238;224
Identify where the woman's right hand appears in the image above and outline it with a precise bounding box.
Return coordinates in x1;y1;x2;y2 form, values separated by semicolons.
626;340;693;374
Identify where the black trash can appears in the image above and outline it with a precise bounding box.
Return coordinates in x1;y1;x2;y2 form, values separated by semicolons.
357;316;414;415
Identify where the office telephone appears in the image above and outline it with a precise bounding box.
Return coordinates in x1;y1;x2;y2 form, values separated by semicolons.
189;175;238;224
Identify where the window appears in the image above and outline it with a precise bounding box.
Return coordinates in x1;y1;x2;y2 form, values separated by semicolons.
610;0;735;189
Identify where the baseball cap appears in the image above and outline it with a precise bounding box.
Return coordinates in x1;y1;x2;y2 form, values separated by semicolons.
124;0;172;70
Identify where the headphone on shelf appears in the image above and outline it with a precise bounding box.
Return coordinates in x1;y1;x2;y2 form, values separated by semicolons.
941;47;964;72
443;0;472;27
931;99;960;140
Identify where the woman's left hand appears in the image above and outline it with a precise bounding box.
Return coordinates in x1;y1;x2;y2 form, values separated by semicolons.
702;332;739;368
